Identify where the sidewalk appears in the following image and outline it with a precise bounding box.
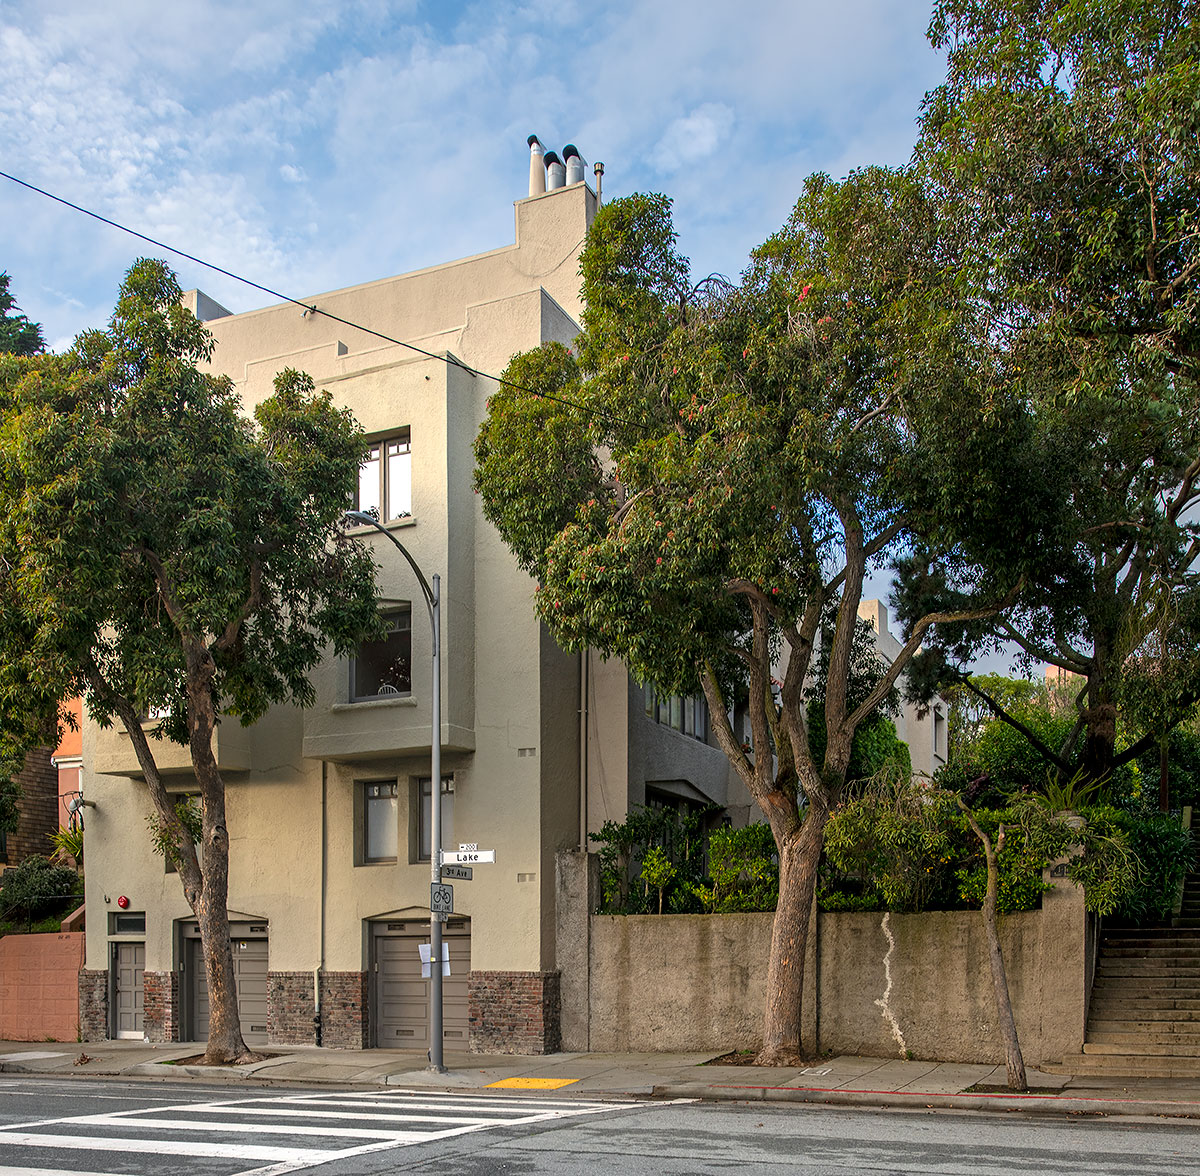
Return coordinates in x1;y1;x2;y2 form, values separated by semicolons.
0;1040;1197;1120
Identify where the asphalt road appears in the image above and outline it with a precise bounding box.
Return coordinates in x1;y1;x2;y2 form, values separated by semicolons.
0;1076;1197;1175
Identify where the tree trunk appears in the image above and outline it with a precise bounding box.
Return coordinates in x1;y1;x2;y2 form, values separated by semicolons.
187;650;257;1066
756;805;827;1066
960;800;1026;1090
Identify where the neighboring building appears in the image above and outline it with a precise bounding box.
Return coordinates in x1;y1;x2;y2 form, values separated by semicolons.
857;599;948;778
0;748;58;872
78;148;748;1053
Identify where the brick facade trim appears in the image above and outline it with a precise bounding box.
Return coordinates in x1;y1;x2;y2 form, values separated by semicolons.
468;970;561;1055
318;971;369;1049
143;970;179;1042
78;968;108;1042
268;971;317;1045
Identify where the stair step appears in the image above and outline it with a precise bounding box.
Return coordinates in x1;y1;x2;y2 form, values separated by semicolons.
1101;948;1200;960
1063;1055;1200;1078
1086;1030;1200;1046
1089;1006;1200;1020
1084;1040;1200;1057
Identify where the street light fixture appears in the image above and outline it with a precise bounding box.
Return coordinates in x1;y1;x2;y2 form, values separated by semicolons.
345;509;446;1073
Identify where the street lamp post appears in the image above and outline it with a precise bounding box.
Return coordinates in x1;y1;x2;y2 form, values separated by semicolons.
345;510;446;1073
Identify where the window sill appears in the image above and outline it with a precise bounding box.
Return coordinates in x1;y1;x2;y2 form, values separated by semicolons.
334;697;418;712
347;515;417;535
357;858;398;868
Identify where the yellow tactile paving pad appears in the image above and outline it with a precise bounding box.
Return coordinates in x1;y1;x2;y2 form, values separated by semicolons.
485;1077;580;1089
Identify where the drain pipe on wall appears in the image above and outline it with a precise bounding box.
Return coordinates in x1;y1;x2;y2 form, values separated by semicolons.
579;649;589;850
314;761;328;1045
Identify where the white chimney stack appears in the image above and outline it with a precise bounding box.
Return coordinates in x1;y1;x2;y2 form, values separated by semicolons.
563;144;585;185
528;134;546;197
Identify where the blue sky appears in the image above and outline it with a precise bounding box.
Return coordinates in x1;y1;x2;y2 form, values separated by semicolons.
2;0;946;351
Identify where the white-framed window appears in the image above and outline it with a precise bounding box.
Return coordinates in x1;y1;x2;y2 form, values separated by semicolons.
351;607;412;700
417;775;455;862
357;431;412;522
643;684;708;741
362;780;399;863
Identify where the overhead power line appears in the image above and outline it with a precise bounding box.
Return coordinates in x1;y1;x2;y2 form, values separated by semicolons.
0;167;643;431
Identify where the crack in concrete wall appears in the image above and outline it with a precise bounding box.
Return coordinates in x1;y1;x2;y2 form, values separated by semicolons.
873;911;908;1057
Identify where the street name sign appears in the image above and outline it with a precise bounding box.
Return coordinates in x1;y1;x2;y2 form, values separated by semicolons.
441;864;473;881
443;849;496;864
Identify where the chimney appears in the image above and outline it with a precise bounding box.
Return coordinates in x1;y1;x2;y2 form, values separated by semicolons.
544;150;565;190
528;134;546;197
563;144;585;185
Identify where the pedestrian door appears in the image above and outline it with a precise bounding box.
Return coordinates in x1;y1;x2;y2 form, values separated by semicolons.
371;919;470;1050
113;941;144;1039
184;924;269;1046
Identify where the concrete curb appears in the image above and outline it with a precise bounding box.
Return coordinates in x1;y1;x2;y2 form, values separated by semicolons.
651;1082;1200;1120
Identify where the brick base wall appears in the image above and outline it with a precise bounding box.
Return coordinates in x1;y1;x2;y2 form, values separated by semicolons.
469;970;561;1055
319;971;369;1049
268;971;317;1045
78;968;108;1042
143;971;178;1042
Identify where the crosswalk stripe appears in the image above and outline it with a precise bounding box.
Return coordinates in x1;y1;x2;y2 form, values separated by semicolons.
147;1104;553;1126
0;1133;326;1163
59;1115;428;1141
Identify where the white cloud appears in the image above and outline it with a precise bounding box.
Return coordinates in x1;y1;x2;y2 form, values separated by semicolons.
652;103;735;174
279;164;307;184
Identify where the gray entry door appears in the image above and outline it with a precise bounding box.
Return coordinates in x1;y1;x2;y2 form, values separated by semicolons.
372;920;470;1050
114;941;144;1039
187;934;269;1046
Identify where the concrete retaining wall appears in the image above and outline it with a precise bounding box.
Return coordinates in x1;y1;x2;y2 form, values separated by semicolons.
0;932;85;1041
558;851;1091;1066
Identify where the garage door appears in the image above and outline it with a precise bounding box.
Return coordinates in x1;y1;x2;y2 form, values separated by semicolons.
187;930;269;1047
372;919;470;1050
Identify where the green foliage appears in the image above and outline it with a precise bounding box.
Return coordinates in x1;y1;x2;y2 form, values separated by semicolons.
1031;769;1104;815
953;808;1053;915
0;272;44;357
825;776;957;913
1103;807;1194;923
0;855;83;925
589;804;710;915
0;775;19;836
146;795;202;869
639;846;677;915
694;823;779;913
47;824;83;867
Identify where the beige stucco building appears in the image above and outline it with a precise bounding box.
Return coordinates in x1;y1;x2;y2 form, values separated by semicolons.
78;158;749;1053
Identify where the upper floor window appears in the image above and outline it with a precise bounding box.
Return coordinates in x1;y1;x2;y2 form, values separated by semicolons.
358;431;412;523
644;685;708;741
351;607;412;700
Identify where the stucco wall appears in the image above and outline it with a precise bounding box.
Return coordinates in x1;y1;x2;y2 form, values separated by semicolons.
0;932;84;1041
568;853;1089;1066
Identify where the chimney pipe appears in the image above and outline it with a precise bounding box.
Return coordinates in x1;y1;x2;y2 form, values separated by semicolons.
594;161;604;205
544;150;565;191
528;134;546;197
563;144;585;186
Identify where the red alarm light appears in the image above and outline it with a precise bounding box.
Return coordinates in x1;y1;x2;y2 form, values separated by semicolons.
117;895;130;909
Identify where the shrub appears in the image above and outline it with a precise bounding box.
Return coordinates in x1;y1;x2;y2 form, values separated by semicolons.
694;823;778;913
0;855;84;926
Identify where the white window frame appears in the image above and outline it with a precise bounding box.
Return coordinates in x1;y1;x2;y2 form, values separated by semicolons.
357;430;412;523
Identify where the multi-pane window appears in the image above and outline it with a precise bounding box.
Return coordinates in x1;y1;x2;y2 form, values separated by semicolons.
351;608;412;700
643;685;708;741
417;776;455;861
363;780;398;862
357;431;412;522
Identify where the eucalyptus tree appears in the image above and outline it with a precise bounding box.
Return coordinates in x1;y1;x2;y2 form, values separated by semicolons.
0;271;44;356
475;174;1026;1063
902;0;1200;786
0;260;379;1064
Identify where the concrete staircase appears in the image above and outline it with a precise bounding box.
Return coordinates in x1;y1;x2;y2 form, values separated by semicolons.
1065;859;1200;1078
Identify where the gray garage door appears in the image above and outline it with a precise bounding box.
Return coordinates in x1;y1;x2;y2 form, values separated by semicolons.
372;919;470;1050
186;929;269;1047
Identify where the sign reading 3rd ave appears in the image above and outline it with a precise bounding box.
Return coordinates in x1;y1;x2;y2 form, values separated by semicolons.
442;848;496;864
